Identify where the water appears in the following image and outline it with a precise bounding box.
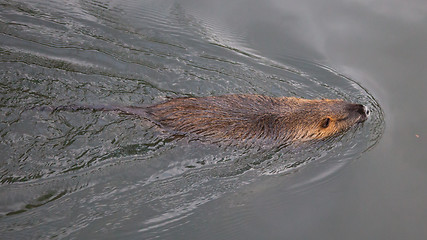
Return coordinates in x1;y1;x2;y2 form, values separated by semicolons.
1;0;426;239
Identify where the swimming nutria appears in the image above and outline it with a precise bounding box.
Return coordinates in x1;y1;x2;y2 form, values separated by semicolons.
49;94;369;144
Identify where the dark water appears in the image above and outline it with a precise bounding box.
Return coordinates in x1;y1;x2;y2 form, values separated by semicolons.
0;0;425;239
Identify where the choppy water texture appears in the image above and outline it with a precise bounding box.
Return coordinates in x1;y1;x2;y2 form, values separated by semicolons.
0;0;383;239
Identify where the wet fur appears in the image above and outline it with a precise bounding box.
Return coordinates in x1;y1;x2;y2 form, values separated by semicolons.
44;94;368;145
145;94;368;144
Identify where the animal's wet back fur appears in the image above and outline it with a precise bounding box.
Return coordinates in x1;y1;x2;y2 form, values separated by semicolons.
45;94;368;145
144;94;368;144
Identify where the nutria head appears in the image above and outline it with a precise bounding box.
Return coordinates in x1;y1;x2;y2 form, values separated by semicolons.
147;95;369;144
282;98;369;141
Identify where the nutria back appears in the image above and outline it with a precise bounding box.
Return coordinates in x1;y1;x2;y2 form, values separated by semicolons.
146;94;369;144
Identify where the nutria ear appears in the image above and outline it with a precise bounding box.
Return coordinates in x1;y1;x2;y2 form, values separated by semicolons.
321;118;330;128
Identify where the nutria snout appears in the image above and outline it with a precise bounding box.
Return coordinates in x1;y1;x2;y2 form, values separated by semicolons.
146;94;369;144
346;103;370;123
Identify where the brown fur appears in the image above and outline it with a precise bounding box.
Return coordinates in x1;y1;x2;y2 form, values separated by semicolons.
145;94;369;144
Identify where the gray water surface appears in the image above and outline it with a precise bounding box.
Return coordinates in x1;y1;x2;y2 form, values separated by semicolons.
1;0;426;239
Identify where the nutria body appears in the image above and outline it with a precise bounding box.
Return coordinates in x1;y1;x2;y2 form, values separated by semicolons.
48;94;369;144
144;94;369;144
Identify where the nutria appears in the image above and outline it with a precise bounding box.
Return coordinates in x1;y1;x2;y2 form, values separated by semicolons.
47;94;369;144
145;94;369;143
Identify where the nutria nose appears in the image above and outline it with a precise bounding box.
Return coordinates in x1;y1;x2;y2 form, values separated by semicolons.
347;103;370;119
355;104;367;115
363;106;370;116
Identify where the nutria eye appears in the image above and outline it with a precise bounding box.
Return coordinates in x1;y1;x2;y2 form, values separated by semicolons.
321;118;330;128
